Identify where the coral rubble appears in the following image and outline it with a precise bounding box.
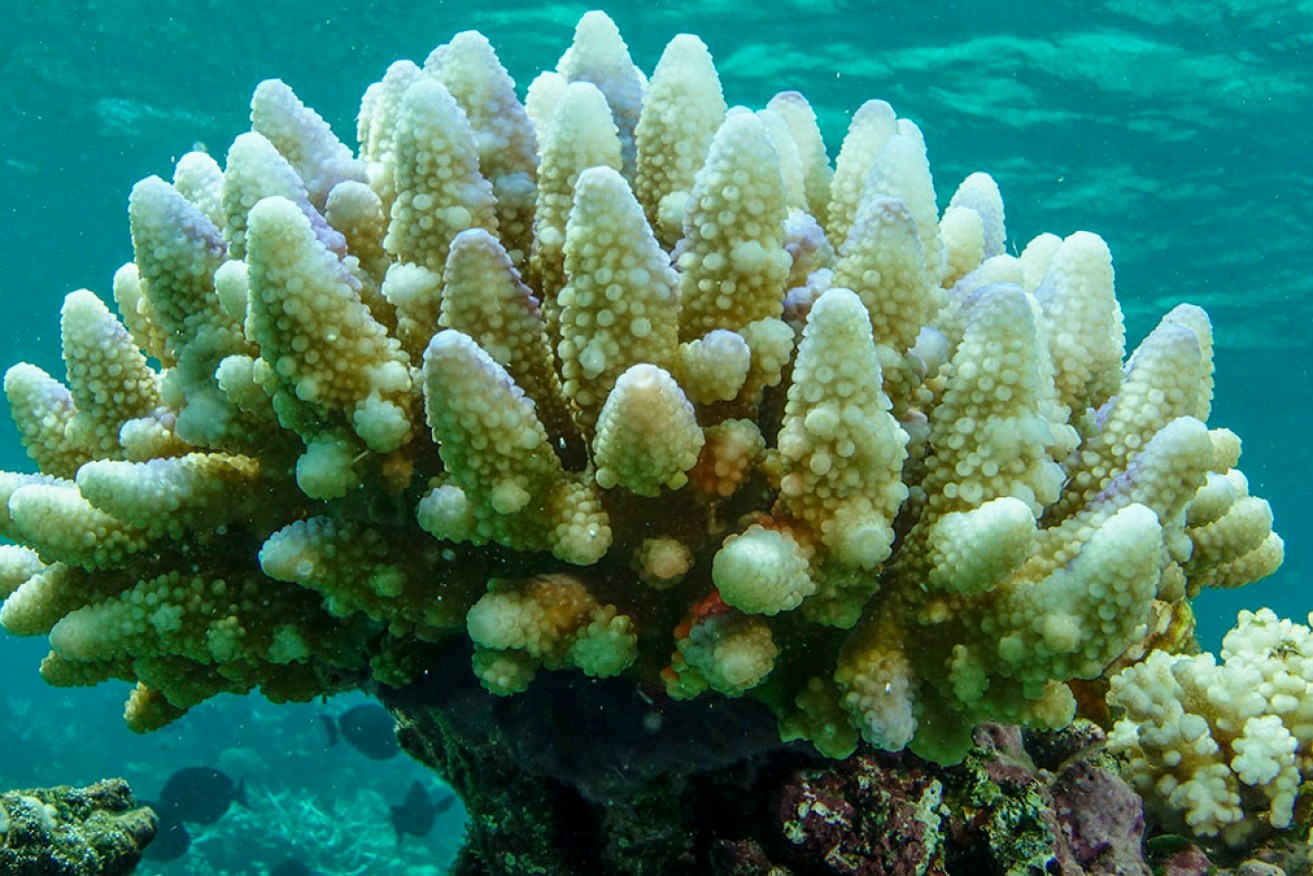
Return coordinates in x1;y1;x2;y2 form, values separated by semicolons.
0;9;1283;778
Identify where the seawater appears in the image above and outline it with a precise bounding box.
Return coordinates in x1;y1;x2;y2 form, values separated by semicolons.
0;2;1308;873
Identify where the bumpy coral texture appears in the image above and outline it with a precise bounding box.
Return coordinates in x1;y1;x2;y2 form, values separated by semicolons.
1108;608;1313;848
0;12;1283;761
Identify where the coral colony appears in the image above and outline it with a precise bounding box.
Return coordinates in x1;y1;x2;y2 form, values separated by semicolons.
0;8;1298;848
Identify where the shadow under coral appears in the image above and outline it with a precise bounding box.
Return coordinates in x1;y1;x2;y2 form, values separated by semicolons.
374;641;1183;876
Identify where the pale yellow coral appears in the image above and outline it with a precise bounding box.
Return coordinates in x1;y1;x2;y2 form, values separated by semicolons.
130;175;251;446
260;516;471;639
426;31;537;264
245;195;414;455
556;10;644;179
835;617;918;751
466;574;636;694
76;453;261;539
1034;231;1125;418
222;131;345;261
522;71;567;142
325;180;392;302
172;151;226;229
0;545;45;602
250;78;365;210
826;99;897;249
774;287;908;569
356;60;422;208
439;228;579;461
861;123;945;286
529;81;623;318
634;34;726;246
59;290;164;459
1109;608;1313;847
384;76;498;272
7;483;150;570
756;108;808;212
0;13;1281;758
379;262;443;363
916;283;1069;522
632;536;695;590
989;502;1164;685
592;364;704;497
675;330;751;404
111;261;169;365
938;205;986;288
47;567;353;710
831;195;934;358
765;92;832;227
557;166;680;429
4;365;82;478
2;564;103;638
947;172;1005;259
712;524;814;616
1185;466;1284;591
1046;303;1210;522
926;497;1036;596
419;329;610;564
675;109;792;339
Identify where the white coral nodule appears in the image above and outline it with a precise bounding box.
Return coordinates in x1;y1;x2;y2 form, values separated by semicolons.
0;11;1282;768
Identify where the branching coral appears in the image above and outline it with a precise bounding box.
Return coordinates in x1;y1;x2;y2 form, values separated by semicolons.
0;10;1282;764
1108;608;1313;848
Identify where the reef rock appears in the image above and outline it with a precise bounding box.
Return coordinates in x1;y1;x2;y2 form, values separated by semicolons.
0;778;156;875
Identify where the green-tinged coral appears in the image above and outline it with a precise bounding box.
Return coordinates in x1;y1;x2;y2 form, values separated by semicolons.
0;10;1283;767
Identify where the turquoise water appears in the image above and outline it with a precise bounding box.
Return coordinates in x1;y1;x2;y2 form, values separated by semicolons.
0;1;1309;871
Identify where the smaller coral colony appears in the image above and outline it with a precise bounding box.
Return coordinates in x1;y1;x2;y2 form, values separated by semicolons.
0;8;1297;848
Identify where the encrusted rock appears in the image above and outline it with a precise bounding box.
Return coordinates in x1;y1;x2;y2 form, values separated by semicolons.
0;778;156;875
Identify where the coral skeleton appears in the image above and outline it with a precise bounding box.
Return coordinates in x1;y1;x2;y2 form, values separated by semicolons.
223;782;437;876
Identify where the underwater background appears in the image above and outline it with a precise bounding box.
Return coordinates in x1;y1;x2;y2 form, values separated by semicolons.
0;0;1308;872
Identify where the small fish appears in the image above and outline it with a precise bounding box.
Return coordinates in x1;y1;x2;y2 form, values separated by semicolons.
159;766;247;825
141;799;191;862
389;780;456;842
330;704;400;761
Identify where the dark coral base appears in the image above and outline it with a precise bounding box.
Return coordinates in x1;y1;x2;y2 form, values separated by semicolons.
372;643;1232;875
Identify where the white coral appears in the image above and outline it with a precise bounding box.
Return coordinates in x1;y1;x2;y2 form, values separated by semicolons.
1108;608;1313;847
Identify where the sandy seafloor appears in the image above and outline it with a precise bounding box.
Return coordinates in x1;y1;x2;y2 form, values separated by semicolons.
0;1;1309;872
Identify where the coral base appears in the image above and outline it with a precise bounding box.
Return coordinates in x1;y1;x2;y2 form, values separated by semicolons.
375;643;1203;876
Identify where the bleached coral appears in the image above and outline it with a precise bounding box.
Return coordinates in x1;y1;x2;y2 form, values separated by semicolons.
465;573;637;694
0;11;1282;765
234;782;450;876
1108;608;1313;847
